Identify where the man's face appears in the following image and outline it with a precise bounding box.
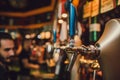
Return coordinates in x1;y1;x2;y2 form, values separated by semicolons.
0;39;15;60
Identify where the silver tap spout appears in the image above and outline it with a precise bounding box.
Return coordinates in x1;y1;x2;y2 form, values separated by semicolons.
65;47;79;72
79;45;100;60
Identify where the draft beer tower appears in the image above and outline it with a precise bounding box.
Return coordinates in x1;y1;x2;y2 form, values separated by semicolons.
81;19;120;80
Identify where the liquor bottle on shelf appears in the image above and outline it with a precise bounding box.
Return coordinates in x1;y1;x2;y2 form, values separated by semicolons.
89;16;101;45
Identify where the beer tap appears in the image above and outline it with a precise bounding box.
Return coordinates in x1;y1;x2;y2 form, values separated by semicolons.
65;0;80;72
79;45;100;60
53;47;69;80
74;19;120;80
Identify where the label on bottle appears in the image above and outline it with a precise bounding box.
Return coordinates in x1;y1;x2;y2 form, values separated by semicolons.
89;23;101;43
90;23;101;32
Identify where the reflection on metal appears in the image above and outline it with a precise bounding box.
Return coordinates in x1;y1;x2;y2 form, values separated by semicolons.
96;19;120;80
80;19;120;80
59;19;120;80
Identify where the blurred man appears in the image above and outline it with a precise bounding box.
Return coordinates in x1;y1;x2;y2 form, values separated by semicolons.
18;38;40;80
0;32;15;80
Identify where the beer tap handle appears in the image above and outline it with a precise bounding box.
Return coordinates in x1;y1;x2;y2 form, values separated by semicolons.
65;47;79;72
67;51;78;72
79;45;100;60
93;70;97;80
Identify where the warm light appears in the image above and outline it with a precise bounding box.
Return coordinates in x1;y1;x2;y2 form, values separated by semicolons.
45;31;51;39
25;34;31;39
58;19;63;24
62;13;68;18
31;33;36;38
16;32;21;38
40;32;45;39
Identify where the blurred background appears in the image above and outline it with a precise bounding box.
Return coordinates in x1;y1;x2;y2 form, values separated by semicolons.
0;0;120;80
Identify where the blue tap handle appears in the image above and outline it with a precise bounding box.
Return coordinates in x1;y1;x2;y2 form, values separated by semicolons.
53;29;57;43
69;3;76;38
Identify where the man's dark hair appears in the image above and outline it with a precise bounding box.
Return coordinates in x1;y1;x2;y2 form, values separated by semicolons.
0;32;13;46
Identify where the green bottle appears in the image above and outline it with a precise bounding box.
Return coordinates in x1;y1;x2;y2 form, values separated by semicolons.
89;16;101;44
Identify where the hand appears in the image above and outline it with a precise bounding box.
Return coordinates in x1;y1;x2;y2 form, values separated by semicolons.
34;65;40;69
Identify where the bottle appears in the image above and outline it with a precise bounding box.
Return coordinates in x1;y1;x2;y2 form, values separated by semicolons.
89;16;101;44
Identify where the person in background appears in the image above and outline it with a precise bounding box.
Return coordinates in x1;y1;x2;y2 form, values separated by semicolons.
18;38;40;80
8;35;23;80
0;32;15;80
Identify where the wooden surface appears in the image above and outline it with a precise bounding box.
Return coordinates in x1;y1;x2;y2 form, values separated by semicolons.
31;70;55;79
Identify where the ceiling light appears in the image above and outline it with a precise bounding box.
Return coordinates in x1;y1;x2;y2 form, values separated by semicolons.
58;19;63;24
25;34;31;39
62;13;68;18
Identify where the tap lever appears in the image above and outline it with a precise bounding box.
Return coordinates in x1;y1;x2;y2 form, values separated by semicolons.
66;51;79;72
79;45;100;59
64;47;79;72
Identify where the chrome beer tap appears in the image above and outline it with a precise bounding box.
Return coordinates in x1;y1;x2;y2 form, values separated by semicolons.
69;19;120;80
